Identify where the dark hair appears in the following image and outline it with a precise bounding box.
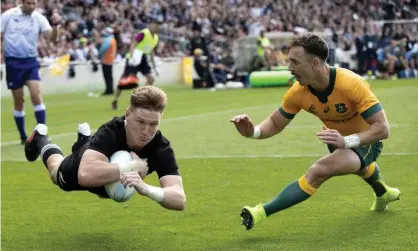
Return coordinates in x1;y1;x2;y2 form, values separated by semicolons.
151;19;163;25
290;33;329;61
130;86;167;112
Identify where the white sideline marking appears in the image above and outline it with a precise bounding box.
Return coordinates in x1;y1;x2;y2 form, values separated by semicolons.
0;101;411;147
2;152;418;162
0;103;276;147
177;152;418;159
1;122;409;147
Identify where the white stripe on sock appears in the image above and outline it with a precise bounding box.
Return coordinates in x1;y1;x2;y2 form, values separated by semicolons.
40;144;62;159
13;110;25;117
33;103;46;112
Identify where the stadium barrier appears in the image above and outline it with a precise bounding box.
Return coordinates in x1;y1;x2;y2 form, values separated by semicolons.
0;56;196;98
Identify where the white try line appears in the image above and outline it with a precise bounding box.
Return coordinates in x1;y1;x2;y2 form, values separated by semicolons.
176;152;418;159
0;101;411;147
2;152;418;163
1;122;410;147
0;103;276;147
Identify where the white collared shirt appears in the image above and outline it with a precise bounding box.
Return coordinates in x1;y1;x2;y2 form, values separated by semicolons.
1;6;52;58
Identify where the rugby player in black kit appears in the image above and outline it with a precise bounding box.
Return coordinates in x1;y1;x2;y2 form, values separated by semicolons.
24;86;186;211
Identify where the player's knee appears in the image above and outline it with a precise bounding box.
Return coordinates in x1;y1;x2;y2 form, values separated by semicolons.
49;168;58;185
30;92;43;105
305;162;336;186
13;96;25;109
27;82;42;104
356;166;369;176
47;157;64;185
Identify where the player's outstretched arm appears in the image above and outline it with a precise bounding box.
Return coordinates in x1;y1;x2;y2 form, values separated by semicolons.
79;149;147;187
158;175;186;211
121;173;186;211
257;109;293;139
230;109;292;139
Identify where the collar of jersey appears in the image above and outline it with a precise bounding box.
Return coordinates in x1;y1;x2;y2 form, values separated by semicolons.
308;66;336;103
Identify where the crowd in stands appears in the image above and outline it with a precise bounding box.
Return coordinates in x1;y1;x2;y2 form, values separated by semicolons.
1;0;417;80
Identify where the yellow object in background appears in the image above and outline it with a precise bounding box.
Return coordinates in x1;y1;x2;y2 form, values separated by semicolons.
182;57;193;85
50;54;71;76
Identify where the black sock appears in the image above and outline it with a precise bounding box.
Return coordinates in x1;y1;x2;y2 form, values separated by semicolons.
40;144;63;167
36;135;50;153
77;133;90;142
72;133;90;153
363;163;387;197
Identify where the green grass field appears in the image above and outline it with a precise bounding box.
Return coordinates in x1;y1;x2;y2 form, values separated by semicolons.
1;80;418;251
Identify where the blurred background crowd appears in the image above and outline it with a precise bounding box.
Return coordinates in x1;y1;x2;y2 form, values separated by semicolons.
1;0;418;81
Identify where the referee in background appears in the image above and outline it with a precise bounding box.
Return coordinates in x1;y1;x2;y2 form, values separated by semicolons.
1;0;61;144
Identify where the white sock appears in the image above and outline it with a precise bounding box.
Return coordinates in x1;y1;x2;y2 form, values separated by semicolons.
33;103;46;112
13;110;25;117
34;124;48;135
78;122;91;136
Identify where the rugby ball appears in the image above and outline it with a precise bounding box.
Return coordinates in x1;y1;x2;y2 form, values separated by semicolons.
104;150;136;202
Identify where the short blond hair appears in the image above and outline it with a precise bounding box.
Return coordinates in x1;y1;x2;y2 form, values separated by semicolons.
130;86;167;112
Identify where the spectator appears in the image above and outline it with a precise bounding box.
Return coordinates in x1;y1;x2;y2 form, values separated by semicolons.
221;49;237;82
193;48;215;89
189;26;211;58
1;0;417;80
256;30;273;69
210;47;227;85
98;27;117;95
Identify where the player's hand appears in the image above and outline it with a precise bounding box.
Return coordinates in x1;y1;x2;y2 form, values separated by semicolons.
130;151;149;179
51;10;61;26
121;172;148;195
316;125;345;148
230;114;255;138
